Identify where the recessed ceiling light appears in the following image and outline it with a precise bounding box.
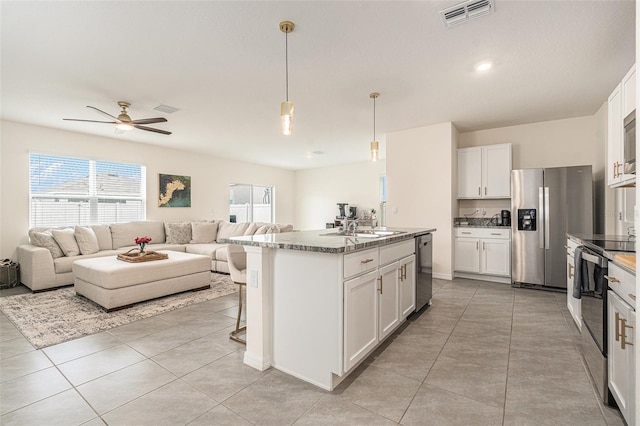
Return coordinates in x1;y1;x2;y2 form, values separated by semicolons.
474;61;493;72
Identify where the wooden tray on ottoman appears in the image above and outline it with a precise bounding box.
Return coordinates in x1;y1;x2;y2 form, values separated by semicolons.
117;250;169;263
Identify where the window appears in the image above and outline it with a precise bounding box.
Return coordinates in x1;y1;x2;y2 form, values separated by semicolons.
229;184;273;223
29;153;146;228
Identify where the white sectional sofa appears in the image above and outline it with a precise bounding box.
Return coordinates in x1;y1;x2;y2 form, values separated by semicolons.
17;220;292;292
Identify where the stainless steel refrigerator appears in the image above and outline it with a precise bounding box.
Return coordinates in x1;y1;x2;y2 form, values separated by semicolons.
511;166;593;288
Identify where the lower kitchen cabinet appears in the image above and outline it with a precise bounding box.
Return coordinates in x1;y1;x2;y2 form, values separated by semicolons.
454;227;511;282
608;290;636;426
344;270;379;371
566;237;581;330
343;239;416;372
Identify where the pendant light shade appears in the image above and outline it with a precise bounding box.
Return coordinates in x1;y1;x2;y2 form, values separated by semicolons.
280;21;295;136
370;92;380;161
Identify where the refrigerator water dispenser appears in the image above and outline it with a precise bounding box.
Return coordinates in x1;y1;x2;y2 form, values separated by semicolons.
517;209;537;231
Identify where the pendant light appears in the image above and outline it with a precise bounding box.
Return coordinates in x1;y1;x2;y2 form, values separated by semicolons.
370;92;380;161
280;21;295;136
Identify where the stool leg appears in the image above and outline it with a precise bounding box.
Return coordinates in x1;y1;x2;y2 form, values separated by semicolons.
229;283;246;344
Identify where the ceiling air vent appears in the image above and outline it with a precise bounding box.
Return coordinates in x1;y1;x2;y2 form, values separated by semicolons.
440;0;494;28
153;104;180;114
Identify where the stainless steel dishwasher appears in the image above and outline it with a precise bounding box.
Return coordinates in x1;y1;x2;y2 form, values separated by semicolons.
415;233;433;311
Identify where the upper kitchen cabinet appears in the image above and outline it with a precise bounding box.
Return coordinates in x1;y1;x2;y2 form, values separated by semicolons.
457;143;512;199
608;65;635;188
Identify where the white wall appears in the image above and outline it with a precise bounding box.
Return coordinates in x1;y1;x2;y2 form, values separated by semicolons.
458;112;613;233
0;120;295;259
294;160;386;230
386;122;457;280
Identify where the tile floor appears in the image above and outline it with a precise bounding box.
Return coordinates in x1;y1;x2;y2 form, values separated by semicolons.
0;278;626;425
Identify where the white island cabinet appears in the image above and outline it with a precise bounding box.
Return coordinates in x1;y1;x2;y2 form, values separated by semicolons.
223;228;434;391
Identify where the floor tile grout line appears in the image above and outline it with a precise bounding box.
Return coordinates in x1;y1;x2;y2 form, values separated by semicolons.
501;287;516;426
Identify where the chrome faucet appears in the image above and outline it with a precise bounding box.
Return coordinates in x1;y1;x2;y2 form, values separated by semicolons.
344;219;358;235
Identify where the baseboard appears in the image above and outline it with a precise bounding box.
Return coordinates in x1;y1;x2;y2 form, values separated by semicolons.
243;351;271;371
433;272;452;280
454;272;511;284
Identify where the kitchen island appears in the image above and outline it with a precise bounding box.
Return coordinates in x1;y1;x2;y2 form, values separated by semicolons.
221;227;435;390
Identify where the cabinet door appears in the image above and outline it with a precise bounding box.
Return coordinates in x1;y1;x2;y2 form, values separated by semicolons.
566;252;581;330
608;84;623;186
379;262;400;340
480;238;510;276
622;65;636;118
457;147;482;198
399;255;416;319
344;270;379;371
607;291;635;425
454;238;480;273
482;144;511;198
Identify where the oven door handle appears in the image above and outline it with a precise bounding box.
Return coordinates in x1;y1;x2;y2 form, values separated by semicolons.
581;251;606;267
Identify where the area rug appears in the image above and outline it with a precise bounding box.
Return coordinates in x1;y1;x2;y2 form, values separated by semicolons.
0;273;237;349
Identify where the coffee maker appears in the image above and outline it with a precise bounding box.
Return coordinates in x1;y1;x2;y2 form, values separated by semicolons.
501;209;511;227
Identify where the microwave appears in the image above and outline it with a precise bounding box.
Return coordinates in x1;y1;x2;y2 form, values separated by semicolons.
623;110;635;174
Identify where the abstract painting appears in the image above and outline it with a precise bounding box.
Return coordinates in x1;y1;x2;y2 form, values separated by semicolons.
158;174;191;207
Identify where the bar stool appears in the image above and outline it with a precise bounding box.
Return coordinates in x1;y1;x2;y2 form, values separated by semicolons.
226;245;247;344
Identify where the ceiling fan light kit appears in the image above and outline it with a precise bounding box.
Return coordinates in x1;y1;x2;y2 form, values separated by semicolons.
370;92;380;162
280;20;295;136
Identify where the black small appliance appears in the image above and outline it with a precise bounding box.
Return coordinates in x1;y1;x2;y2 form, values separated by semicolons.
501;209;511;227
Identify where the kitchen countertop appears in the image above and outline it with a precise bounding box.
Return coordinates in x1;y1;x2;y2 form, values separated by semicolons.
220;227;436;254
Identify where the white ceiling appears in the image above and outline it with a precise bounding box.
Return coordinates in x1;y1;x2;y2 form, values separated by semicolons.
1;1;635;170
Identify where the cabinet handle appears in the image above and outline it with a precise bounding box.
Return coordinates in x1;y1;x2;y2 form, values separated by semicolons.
461;231;471;234
478;187;481;196
629;294;636;301
484;187;487;195
620;316;634;350
615;312;621;342
491;233;501;236
378;276;383;294
402;264;407;280
604;275;620;283
568;263;574;279
360;258;374;264
476;241;479;250
482;241;485;250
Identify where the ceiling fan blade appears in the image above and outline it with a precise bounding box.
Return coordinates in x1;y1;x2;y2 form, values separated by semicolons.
87;106;119;121
130;117;168;125
133;124;172;135
63;118;117;124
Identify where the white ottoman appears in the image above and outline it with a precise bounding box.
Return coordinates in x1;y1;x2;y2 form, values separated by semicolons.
73;251;211;311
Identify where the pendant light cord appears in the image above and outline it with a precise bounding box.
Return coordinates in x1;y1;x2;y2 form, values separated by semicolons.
285;30;289;102
373;95;376;141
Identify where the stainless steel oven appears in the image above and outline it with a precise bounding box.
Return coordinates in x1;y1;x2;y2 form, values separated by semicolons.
578;247;610;403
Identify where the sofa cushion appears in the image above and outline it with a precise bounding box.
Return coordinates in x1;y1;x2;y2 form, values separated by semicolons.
278;224;294;233
190;221;219;243
75;226;100;255
165;222;192;244
216;221;250;242
51;228;80;257
185;243;226;259
110;221;166;249
255;224;281;235
91;224;112;250
28;230;64;259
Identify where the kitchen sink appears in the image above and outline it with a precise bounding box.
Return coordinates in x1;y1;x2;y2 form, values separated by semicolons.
321;230;406;238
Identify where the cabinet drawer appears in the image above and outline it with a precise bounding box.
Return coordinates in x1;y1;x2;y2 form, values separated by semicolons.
567;238;580;257
344;248;379;279
455;228;510;239
379;239;414;266
607;263;636;309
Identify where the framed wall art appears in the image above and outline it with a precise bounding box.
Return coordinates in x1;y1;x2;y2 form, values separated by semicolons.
158;174;191;207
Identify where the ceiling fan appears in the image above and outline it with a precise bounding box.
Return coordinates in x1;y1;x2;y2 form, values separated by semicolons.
63;101;172;135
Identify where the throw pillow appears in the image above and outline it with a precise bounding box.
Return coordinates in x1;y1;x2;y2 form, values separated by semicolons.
216;221;250;242
29;230;64;259
254;224;281;235
51;228;80;257
74;226;99;255
165;222;192;244
91;224;112;250
190;221;219;243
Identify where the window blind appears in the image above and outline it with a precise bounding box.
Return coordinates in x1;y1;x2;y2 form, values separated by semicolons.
29;154;146;228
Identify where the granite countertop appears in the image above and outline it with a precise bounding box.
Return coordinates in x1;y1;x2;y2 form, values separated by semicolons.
220;227;436;254
453;217;510;229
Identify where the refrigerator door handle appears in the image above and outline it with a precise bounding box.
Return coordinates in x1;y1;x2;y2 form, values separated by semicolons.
538;187;545;249
544;187;550;249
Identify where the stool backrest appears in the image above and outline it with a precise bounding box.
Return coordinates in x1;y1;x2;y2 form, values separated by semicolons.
226;245;247;284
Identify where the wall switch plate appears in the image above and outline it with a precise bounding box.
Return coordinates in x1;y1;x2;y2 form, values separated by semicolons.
248;270;258;288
